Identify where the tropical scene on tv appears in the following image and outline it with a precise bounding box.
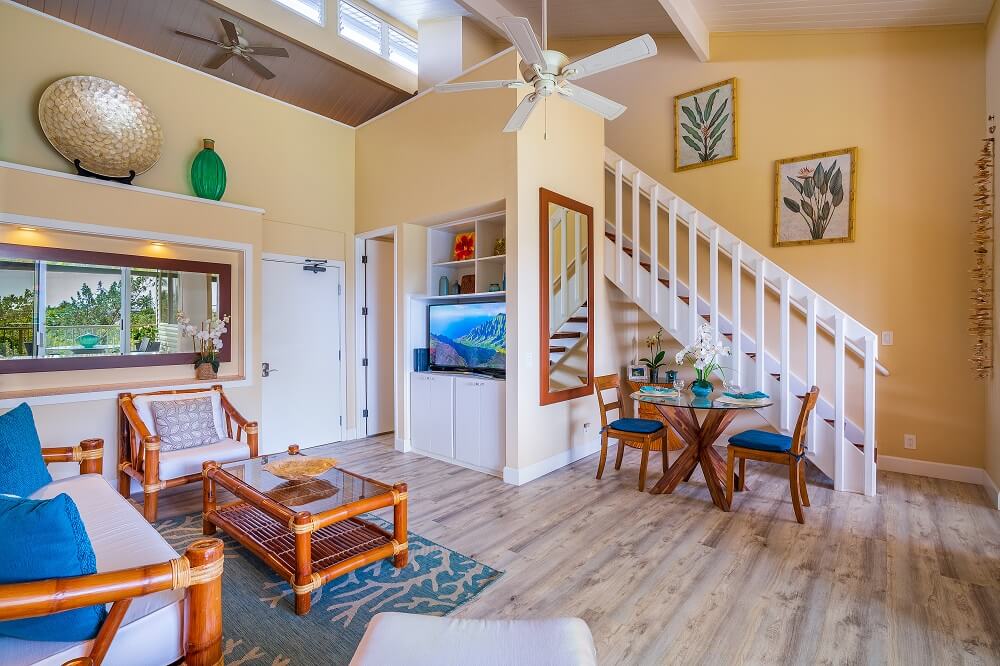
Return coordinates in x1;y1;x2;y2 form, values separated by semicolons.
429;302;506;370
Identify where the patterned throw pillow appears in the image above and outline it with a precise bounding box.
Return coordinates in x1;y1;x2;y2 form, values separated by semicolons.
150;397;222;452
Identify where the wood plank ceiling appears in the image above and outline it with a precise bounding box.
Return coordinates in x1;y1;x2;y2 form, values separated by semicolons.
696;0;993;31
14;0;414;126
500;0;678;38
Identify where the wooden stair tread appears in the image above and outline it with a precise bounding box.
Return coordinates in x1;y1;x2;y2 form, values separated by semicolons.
551;332;581;339
568;317;587;323
549;346;568;353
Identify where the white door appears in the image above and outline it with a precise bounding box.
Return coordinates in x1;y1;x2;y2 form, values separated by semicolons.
261;257;343;453
361;238;395;436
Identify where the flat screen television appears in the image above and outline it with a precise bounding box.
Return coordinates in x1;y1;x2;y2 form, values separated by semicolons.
428;301;506;377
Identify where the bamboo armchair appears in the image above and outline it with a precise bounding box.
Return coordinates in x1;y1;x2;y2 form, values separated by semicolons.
119;384;258;522
0;441;225;666
0;538;225;666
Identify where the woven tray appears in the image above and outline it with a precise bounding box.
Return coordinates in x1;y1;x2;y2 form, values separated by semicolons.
263;457;338;481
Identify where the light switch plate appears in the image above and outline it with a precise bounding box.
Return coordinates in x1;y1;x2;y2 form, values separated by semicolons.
881;331;894;346
904;434;916;450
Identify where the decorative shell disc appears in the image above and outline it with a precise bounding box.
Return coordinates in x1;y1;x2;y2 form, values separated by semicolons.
38;76;163;178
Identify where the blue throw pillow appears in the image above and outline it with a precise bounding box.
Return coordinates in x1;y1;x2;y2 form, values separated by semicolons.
0;403;52;496
0;493;107;641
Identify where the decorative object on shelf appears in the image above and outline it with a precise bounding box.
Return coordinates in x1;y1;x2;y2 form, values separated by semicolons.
971;117;995;379
75;333;100;349
460;274;476;294
774;147;857;246
493;237;506;256
453;232;475;261
413;348;429;372
675;78;737;172
177;312;230;379
488;283;501;292
640;328;667;384
628;364;650;382
38;76;163;183
450;281;460;295
675;324;731;397
262;456;339;481
438;275;450;296
191;139;227;200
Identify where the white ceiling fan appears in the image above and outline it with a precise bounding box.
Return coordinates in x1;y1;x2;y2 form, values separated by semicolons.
434;0;657;132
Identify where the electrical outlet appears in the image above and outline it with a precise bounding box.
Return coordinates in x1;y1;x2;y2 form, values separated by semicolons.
583;422;592;432
904;434;917;450
881;331;894;346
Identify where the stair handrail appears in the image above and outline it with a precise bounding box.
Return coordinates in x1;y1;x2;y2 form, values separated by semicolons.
604;147;888;377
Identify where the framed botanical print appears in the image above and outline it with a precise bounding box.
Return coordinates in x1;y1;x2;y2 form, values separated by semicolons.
774;147;857;247
674;78;738;171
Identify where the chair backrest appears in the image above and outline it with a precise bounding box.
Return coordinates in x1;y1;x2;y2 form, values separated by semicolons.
790;386;820;456
593;373;624;427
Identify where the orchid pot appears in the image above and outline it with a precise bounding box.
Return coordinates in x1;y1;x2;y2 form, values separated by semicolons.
177;312;230;380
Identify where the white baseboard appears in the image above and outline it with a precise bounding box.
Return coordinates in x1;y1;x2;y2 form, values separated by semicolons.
503;436;603;486
879;455;999;508
984;471;1000;510
395;437;411;453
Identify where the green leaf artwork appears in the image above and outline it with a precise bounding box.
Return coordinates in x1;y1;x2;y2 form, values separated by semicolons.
676;80;736;170
782;158;847;240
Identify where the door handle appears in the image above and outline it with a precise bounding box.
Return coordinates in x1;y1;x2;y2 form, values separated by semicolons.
262;362;278;378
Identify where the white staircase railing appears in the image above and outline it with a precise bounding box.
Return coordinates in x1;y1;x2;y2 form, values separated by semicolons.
606;147;882;496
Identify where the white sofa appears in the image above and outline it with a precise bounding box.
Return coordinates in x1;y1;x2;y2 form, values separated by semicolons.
350;612;599;666
0;441;225;666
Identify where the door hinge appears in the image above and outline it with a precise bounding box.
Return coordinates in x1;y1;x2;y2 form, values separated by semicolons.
361;307;369;316
338;350;342;361
339;415;343;426
362;358;368;367
362;409;369;418
361;255;368;264
338;284;342;296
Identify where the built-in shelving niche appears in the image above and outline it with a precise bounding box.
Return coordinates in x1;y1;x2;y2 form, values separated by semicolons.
427;211;506;297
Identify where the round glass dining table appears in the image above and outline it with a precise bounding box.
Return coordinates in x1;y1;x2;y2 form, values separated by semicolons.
631;391;774;510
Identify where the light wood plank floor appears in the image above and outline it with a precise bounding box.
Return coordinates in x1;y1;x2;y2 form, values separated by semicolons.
153;436;1000;665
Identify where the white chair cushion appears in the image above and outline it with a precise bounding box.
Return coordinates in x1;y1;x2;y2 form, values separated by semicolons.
0;475;184;666
132;391;226;443
349;613;598;666
157;437;250;479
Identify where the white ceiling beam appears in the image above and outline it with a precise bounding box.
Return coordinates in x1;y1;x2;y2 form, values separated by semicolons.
656;0;710;62
452;0;516;39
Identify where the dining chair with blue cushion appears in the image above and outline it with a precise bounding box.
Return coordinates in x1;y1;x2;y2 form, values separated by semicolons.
593;373;667;491
725;386;820;523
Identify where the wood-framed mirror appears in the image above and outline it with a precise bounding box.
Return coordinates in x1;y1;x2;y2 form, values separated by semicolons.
539;188;594;405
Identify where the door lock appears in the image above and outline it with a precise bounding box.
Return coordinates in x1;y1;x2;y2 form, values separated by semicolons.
262;362;278;378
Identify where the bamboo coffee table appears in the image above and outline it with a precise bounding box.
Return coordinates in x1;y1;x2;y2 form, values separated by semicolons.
202;446;408;615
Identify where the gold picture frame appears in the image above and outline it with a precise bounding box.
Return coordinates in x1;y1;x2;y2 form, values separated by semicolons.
674;78;738;172
773;147;858;247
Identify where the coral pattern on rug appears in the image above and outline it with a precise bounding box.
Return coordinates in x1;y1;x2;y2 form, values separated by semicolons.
157;513;503;666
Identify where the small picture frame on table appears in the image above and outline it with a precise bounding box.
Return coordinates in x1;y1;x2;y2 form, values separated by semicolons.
627;364;650;382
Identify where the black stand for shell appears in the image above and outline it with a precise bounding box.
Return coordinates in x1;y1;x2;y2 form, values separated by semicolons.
74;159;135;185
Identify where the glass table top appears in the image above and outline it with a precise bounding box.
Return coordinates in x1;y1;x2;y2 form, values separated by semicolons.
219;450;393;515
631;390;774;411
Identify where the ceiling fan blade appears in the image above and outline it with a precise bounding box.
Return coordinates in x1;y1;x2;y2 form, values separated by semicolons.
249;46;289;57
243;55;276;79
219;18;240;45
175;30;220;46
558;83;626;120
497;16;546;70
503;93;539;133
203;50;234;70
562;34;657;81
436;80;526;93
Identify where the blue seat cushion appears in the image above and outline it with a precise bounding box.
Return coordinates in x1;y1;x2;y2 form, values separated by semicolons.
607;418;664;435
0;402;52;497
0;493;106;641
729;429;793;453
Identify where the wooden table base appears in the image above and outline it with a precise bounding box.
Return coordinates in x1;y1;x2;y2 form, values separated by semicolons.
649;406;739;510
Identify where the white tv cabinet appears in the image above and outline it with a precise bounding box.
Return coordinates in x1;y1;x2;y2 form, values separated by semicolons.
409;371;505;476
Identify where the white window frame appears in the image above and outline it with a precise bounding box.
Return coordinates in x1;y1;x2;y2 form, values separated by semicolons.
338;0;418;74
271;0;325;26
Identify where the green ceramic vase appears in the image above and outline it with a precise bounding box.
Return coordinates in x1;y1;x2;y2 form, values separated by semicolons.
191;138;226;201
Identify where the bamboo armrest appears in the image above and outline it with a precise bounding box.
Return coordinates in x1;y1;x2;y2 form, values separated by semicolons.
0;538;223;621
41;439;104;475
118;397;155;442
216;387;250;427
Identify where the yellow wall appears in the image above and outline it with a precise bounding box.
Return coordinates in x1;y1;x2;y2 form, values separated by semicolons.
0;3;363;438
986;10;1000;498
557;27;987;468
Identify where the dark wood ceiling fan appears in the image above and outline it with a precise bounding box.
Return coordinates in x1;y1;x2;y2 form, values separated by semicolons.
176;18;289;79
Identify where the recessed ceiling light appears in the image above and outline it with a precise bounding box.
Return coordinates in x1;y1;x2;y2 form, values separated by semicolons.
150;241;165;246
17;226;37;231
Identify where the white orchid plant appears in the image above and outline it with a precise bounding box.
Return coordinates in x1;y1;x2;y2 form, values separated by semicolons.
675;324;730;385
177;312;230;372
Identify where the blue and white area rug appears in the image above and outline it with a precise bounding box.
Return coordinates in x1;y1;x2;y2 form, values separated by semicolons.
157;513;503;665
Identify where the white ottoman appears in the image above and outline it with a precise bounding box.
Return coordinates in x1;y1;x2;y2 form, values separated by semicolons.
349;613;598;666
